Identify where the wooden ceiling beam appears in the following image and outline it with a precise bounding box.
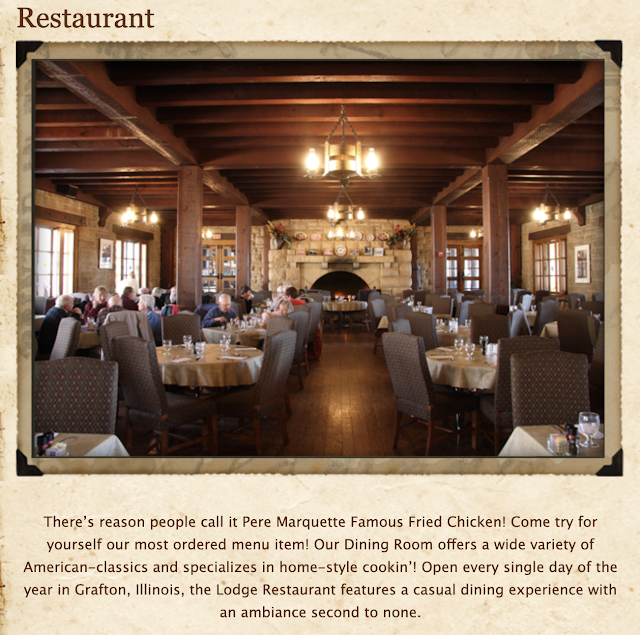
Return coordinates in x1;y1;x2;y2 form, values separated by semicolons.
138;82;554;108
509;148;603;171
201;170;249;206
35;125;139;141
35;150;176;173
37;60;198;166
110;61;582;86
36;110;114;127
431;168;484;207
35;88;96;110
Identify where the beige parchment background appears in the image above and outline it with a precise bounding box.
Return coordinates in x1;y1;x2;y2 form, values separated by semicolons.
0;1;638;633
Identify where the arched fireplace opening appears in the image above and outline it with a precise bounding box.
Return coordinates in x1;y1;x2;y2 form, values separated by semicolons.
311;272;370;299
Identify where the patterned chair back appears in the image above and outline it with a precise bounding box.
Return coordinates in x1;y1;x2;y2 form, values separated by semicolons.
511;350;590;427
423;293;443;307
266;315;294;337
569;293;587;309
255;330;297;407
384;299;400;323
34;358;118;433
532;300;558;336
229;300;244;319
592;292;604;302
432;296;454;316
534;290;550;304
407;312;439;350
305;301;323;340
402;289;414;299
557;309;594;360
467;303;496;320
112;336;168;417
382;332;434;420
288;311;310;357
588;326;605;389
390;318;411;333
508;309;529;338
413;290;427;305
470;314;510;344
370;298;386;319
251;292;264;305
100;320;130;362
493;336;559;416
161;313;202;344
457;300;473;324
581;300;604;318
396;304;413;320
50;317;81;360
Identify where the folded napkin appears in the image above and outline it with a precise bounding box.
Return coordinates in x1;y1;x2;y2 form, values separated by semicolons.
235;347;256;351
220;355;249;361
436;346;456;352
169;357;192;364
430;355;455;361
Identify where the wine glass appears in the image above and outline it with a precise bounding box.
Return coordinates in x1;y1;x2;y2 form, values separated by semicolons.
578;412;601;447
162;339;172;357
220;334;231;356
464;342;476;360
465;319;472;329
195;341;206;358
454;338;464;356
183;334;192;348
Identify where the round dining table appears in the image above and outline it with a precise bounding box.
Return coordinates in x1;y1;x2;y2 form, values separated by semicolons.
436;325;470;347
201;325;266;348
323;300;367;329
426;347;497;391
157;343;263;387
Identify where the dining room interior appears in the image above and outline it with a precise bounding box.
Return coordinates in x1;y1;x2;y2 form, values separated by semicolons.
27;53;615;462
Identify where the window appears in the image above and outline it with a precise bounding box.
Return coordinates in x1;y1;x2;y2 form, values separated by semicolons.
115;238;148;289
35;223;75;297
534;237;567;293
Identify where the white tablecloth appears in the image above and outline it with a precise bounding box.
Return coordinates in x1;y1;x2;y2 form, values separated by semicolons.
426;348;497;391
499;425;604;458
323;301;367;312
436;326;470;347
50;433;129;457
202;327;266;348
541;321;558;338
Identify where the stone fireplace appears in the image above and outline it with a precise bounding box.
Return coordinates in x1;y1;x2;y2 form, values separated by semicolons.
311;271;369;297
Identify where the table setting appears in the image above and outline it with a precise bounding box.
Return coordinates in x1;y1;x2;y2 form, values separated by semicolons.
426;342;498;391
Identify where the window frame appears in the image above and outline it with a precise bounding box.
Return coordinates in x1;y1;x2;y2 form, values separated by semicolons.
533;235;567;294
115;237;149;290
34;219;77;297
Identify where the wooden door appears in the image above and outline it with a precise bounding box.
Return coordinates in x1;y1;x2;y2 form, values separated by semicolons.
202;240;236;296
446;242;483;292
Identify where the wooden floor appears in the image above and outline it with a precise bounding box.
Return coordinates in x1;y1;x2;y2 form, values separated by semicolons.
120;329;496;458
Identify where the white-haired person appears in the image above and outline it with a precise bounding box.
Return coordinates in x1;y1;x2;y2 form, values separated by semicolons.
201;294;237;328
268;285;287;311
83;285;108;324
37;294;82;357
96;294;124;330
261;299;293;325
138;293;162;346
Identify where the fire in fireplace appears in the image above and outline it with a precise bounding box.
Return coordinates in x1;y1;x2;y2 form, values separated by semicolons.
310;272;370;299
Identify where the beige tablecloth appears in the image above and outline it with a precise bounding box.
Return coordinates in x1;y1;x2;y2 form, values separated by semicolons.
78;327;101;349
52;433;129;457
499;425;604;458
34;315;45;331
541;321;558;338
525;311;536;326
158;343;263;387
426;348;497;391
201;327;266;348
436;326;470;347
323;301;367;312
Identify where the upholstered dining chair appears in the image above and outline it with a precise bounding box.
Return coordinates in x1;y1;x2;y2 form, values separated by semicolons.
214;330;297;455
303;301;323;368
395;304;414;320
382;332;479;455
371;298;388;356
413;290;427;305
432;296;454;316
508;309;530;338
390;318;411;333
534;290;550;305
511;350;590;428
469;314;510;344
518;294;533;312
479;336;559;454
588;327;605;420
532;299;558;336
581;300;604;319
467;302;497;320
407;312;439;350
288;310;310;389
457;300;474;325
49;317;81;360
557;309;595;361
384;298;401;324
112;336;217;456
423;293;444;307
592;292;604;302
402;289;415;299
266;315;294;337
569;293;587;309
99;320;130;362
34;358;119;434
161;312;202;344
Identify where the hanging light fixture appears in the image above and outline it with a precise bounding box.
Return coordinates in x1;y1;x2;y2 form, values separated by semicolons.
533;184;573;226
327;184;364;227
121;186;159;228
469;228;484;239
305;105;380;187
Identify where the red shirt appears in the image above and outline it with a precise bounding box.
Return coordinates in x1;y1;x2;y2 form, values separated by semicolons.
290;298;305;306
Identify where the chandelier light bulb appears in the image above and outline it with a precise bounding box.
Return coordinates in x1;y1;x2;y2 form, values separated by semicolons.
306;148;319;171
470;230;477;238
149;211;158;224
337;227;344;238
357;207;365;221
328;207;335;220
206;229;213;238
365;148;378;171
564;208;572;220
328;230;334;239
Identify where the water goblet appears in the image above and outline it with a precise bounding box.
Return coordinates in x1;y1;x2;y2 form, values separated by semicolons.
195;341;206;358
454;338;464;356
162;339;172;357
465;319;472;329
464;342;476;360
578;412;601;448
183;334;192;348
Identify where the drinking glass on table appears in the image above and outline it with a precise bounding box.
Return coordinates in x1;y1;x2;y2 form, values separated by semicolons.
578;412;601;447
464;342;476;360
220;334;231;355
183;334;192;348
162;339;172;357
465;319;472;329
195;341;206;357
454;338;465;356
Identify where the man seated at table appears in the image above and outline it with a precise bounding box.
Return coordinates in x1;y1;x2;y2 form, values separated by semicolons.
285;286;306;306
96;294;124;330
201;294;237;328
37;294;82;357
138;293;162;346
121;286;139;311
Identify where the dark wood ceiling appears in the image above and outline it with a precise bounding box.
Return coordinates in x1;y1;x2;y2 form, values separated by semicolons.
34;59;605;227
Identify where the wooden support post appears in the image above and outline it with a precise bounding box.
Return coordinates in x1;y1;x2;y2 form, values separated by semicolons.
263;229;270;291
509;224;522;289
430;205;447;294
160;224;176;290
236;205;252;291
410;235;419;290
176;166;203;310
482;164;511;306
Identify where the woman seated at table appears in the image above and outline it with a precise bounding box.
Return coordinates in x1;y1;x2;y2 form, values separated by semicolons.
201;294;237;328
268;285;287;311
285;286;306;306
83;286;108;324
138;293;162;346
262;299;293;325
238;285;254;314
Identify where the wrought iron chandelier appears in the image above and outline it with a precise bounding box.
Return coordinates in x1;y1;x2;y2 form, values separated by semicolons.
305;105;380;187
326;185;366;228
121;186;158;228
533;184;572;226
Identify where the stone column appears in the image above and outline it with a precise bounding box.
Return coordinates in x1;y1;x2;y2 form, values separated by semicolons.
410;234;419;290
235;205;252;291
430;205;447;294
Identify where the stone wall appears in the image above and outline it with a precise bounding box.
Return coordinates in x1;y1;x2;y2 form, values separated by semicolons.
521;201;604;297
35;188;161;294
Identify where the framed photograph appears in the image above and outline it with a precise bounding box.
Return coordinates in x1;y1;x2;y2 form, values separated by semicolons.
374;247;384;257
323;248;334;256
364;247;372;256
350;249;359;256
308;249;318;256
575;244;591;283
99;238;114;269
296;248;306;255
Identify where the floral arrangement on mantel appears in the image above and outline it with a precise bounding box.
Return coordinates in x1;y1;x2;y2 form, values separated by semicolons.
266;221;292;249
388;224;418;248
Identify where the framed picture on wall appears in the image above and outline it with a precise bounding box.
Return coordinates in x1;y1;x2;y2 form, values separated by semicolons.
308;249;318;256
364;247;372;256
99;238;114;270
374;247;384;257
575;244;591;283
296;248;306;255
